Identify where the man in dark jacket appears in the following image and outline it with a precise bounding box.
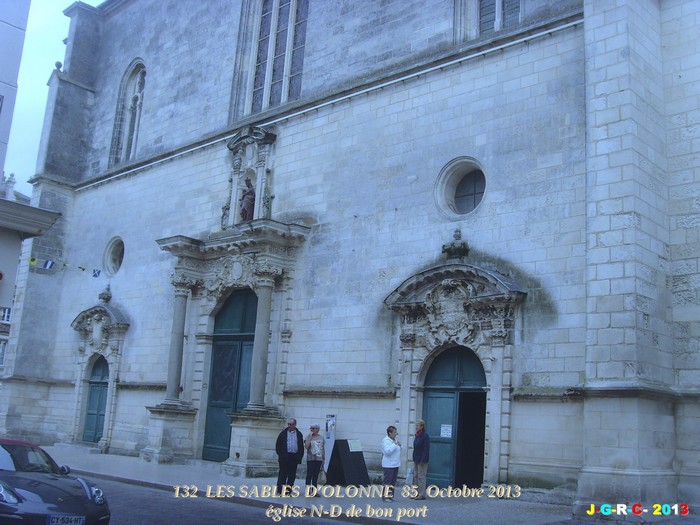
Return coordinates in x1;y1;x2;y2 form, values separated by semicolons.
276;418;304;496
412;419;430;500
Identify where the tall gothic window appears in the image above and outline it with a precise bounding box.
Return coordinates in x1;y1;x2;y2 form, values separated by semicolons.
251;0;308;113
455;0;520;41
109;61;146;167
479;0;520;35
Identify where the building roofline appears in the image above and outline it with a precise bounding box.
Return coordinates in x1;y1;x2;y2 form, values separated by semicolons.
0;199;61;238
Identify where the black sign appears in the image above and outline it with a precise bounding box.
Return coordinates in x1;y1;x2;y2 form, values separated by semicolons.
326;439;371;486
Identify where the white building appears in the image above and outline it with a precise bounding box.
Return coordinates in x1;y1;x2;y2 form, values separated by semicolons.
0;1;698;520
0;0;31;172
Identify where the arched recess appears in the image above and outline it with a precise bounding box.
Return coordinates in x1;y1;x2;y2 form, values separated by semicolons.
71;289;129;451
385;263;526;484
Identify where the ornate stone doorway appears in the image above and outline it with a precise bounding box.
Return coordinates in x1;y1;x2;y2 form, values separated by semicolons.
71;287;129;451
385;263;526;484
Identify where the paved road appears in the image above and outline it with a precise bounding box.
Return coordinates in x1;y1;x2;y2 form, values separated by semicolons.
99;478;355;525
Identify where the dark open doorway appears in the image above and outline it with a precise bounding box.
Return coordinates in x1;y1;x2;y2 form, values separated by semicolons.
423;346;486;487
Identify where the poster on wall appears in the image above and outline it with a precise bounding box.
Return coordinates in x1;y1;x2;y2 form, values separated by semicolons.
324;414;336;472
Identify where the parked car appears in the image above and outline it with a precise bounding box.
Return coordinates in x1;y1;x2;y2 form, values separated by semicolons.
0;439;110;524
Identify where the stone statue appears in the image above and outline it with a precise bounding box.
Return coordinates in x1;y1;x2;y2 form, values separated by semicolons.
239;178;255;222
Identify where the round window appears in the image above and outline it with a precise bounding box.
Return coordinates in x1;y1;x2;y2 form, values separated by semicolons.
104;237;125;276
434;157;486;218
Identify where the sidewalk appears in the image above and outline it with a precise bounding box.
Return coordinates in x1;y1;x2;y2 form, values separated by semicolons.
44;444;574;525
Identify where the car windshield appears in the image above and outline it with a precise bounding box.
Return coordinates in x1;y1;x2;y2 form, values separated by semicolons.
0;443;60;474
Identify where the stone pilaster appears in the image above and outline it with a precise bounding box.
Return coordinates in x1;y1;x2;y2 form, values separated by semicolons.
143;242;203;463
246;263;282;410
575;0;676;520
163;275;198;404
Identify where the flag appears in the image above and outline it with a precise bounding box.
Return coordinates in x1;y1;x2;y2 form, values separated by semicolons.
43;260;55;269
29;257;38;266
92;269;101;278
78;266;86;271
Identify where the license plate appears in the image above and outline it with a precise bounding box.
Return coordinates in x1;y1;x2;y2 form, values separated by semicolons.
46;516;86;525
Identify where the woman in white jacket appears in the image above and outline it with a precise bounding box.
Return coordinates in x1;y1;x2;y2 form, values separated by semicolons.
381;425;401;501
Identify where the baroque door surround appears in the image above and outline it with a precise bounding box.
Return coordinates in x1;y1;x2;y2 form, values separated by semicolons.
71;286;130;452
150;218;309;467
385;262;526;484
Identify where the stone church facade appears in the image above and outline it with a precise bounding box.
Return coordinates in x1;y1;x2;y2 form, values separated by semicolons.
1;0;698;519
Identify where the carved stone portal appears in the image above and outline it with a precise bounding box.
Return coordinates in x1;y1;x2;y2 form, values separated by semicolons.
70;287;130;451
385;262;526;484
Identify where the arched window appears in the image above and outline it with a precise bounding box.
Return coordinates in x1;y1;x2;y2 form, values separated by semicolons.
109;61;146;167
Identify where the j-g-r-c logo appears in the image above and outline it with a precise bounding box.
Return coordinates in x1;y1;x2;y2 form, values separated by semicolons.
586;503;689;517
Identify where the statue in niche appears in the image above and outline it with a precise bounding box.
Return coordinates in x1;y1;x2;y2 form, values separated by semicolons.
239;178;255;222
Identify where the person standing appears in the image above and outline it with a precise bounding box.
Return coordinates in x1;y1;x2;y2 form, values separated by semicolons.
275;418;304;496
304;423;325;494
411;419;430;500
381;425;401;501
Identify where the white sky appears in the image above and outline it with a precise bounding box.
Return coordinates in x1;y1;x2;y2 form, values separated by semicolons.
6;0;102;196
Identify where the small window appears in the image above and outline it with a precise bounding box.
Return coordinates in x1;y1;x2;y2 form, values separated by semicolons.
435;157;486;219
104;237;125;276
0;338;7;366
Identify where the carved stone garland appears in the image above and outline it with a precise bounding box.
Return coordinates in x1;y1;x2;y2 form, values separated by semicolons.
72;286;130;356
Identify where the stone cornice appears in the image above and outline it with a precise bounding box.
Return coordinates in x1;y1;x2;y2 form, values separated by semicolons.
145;404;197;417
155;235;204;258
157;220;310;261
0;375;74;387
579;382;682;402
513;383;700;401
283;387;396;399
0;199;61;239
116;382;166;391
224;219;311;254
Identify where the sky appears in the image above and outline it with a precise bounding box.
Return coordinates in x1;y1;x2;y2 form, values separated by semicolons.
5;0;102;196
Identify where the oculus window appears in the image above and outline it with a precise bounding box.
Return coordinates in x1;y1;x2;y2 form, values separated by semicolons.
435;157;486;218
103;237;125;276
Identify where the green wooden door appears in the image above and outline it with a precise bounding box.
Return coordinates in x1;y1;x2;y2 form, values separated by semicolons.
202;289;257;462
83;356;109;443
423;391;456;487
422;346;486;487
